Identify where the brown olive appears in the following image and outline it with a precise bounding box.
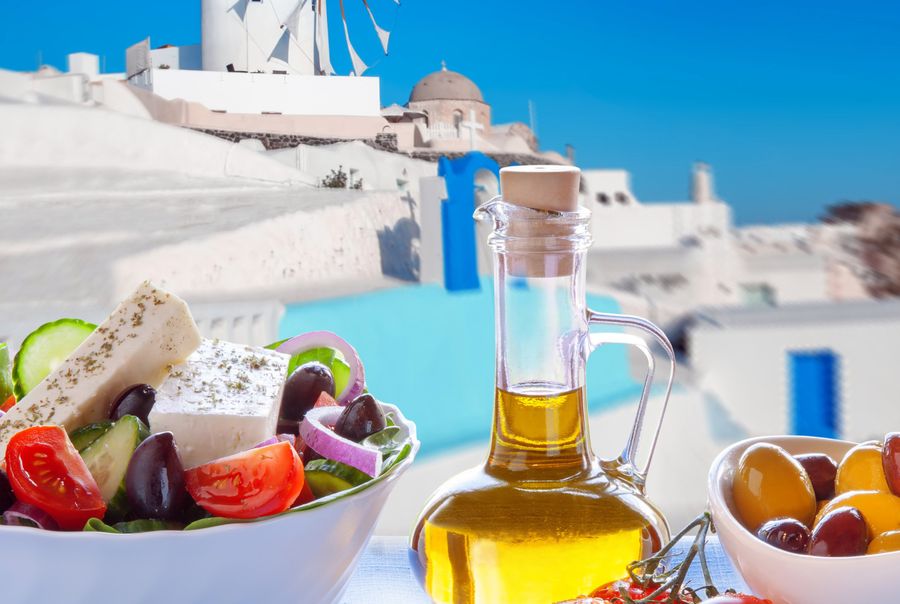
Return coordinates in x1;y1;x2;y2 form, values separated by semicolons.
882;432;900;497
757;517;811;554
795;453;838;501
809;506;869;557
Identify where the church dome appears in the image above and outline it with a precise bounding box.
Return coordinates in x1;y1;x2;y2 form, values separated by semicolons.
409;65;484;103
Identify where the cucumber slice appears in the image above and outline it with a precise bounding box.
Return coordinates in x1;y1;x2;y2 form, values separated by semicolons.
112;519;184;533
80;415;149;521
304;459;371;498
69;421;113;452
12;318;96;399
0;343;12;401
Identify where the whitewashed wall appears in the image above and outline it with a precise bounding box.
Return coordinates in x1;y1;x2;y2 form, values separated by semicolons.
689;301;900;442
139;69;380;116
0;103;311;185
269;141;437;196
590;202;733;250
110;191;414;303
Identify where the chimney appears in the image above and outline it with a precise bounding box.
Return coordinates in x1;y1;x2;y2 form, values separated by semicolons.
691;161;717;204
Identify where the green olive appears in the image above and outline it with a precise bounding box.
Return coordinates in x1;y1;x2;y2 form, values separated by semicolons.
732;443;817;531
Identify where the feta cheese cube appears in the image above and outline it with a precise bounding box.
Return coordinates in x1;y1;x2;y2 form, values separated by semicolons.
0;282;202;458
149;339;289;468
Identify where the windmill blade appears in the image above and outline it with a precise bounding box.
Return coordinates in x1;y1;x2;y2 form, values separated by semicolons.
361;0;390;54
282;0;309;39
269;28;291;62
317;0;335;75
229;0;249;21
339;0;369;75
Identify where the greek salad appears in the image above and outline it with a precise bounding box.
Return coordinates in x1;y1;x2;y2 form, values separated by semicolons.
0;282;412;533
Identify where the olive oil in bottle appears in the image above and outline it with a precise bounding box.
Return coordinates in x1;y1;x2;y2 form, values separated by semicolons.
412;388;663;604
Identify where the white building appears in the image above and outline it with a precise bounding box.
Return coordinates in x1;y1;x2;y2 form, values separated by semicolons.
123;0;385;133
689;300;900;443
582;163;869;323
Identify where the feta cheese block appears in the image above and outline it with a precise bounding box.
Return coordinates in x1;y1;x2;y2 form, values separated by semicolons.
0;282;202;459
149;338;289;468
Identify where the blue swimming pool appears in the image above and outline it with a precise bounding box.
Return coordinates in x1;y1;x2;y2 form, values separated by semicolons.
280;282;640;457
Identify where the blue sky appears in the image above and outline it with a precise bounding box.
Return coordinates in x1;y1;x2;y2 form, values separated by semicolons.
2;1;898;224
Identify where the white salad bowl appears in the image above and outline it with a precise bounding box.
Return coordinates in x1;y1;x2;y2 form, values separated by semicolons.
0;403;418;604
708;435;900;604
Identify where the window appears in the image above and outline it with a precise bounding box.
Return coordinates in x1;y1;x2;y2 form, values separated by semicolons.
740;283;776;307
615;192;628;204
453;109;464;137
596;193;610;205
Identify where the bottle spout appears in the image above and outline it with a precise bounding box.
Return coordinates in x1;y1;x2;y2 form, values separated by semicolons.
473;196;506;228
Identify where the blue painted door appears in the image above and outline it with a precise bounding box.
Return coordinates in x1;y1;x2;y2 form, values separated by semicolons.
437;153;500;291
789;350;839;438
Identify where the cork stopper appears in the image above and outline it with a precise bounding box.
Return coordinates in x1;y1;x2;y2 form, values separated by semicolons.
500;165;581;213
496;165;585;278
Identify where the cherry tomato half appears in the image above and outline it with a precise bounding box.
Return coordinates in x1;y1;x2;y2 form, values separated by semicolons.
5;425;106;530
184;441;305;519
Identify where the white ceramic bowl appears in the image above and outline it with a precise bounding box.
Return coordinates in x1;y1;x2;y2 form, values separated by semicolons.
709;434;900;604
0;403;418;604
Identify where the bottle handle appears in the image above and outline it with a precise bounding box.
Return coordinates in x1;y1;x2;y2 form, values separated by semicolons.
586;310;676;492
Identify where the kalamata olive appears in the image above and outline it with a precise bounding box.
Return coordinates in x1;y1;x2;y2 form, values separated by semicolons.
279;362;335;422
732;443;817;531
303;448;324;463
757;517;811;554
836;442;889;494
0;471;15;514
125;432;187;521
334;394;385;443
111;384;156;425
882;432;900;496
795;453;838;500
809;506;869;557
277;418;300;436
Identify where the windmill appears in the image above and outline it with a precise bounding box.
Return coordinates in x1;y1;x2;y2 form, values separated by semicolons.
201;0;399;76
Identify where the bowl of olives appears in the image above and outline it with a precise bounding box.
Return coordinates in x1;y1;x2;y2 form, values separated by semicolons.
709;434;900;603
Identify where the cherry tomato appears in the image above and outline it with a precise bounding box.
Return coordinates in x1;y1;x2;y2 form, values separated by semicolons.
1;395;16;413
590;580;690;602
184;441;305;519
5;425;106;530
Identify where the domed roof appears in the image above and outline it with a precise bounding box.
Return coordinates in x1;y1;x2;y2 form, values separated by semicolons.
409;64;484;103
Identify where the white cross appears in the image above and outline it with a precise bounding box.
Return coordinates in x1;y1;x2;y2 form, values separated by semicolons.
460;109;484;151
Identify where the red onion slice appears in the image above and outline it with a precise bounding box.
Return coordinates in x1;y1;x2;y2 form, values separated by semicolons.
276;331;366;405
276;433;297;448
3;501;58;530
299;407;382;477
253;434;297;450
253;436;279;449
